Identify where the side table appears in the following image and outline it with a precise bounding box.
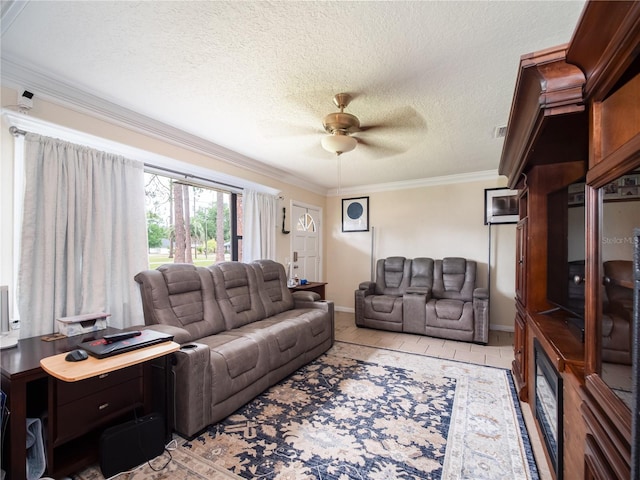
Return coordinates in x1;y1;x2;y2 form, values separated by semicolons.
288;282;327;300
0;329;178;480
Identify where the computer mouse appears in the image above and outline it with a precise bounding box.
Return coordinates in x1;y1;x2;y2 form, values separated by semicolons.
65;349;88;362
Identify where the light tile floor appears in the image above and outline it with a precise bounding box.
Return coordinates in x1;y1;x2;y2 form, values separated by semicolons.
333;311;553;480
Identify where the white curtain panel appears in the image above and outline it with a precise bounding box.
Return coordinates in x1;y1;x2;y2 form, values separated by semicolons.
242;190;278;263
17;134;148;338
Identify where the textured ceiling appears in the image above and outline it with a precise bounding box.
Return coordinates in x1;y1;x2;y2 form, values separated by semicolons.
1;1;586;193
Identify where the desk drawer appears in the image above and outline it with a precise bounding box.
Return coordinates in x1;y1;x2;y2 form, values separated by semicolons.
55;377;143;443
56;365;142;405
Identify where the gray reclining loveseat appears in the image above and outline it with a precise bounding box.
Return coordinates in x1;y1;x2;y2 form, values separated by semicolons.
134;259;334;437
355;257;489;344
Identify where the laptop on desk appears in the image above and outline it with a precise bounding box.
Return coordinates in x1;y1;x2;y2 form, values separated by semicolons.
80;329;174;359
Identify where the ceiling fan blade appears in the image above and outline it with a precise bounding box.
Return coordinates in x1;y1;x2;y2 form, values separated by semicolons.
259;121;322;139
358;106;426;133
356;137;407;157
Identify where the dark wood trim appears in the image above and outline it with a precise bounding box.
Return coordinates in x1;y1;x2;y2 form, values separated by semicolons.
584;374;632;450
567;1;640;101
500;3;640;477
498;45;587;189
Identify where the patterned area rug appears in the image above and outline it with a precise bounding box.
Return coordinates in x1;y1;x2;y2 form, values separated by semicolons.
74;342;538;480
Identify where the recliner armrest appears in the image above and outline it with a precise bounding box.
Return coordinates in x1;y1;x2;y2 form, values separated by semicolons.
473;287;489;300
292;291;333;311
406;286;431;297
292;290;321;302
140;324;193;345
472;288;489;344
358;281;376;295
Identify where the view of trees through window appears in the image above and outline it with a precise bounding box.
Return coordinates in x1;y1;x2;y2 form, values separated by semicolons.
144;172;242;269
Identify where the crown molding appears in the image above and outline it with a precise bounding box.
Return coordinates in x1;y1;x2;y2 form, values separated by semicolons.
326;169;503;196
0;1;29;37
2;109;281;196
2;58;505;199
1;57;328;196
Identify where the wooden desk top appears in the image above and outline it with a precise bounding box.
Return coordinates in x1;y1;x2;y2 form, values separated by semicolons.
40;341;180;382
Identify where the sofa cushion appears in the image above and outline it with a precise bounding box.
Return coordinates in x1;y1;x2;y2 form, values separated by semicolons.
375;257;411;295
371;295;399;314
251;260;295;317
161;265;202;295
432;258;476;301
134;264;226;341
433;299;464;320
199;333;270;403
411;257;434;289
159;264;205;325
426;299;474;331
210;262;266;329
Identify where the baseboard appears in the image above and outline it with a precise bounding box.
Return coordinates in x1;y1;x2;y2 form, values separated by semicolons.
490;324;515;333
335;306;514;333
335;306;355;313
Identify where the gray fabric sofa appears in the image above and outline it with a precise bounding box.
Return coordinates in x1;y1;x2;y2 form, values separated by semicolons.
134;259;334;438
355;257;489;344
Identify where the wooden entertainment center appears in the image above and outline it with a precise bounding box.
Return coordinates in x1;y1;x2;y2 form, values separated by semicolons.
499;2;640;479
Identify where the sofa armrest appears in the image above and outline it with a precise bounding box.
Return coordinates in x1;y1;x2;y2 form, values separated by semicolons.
406;286;431;298
291;297;335;343
136;324;193;345
292;290;321;303
172;342;213;437
472;288;489;344
293;292;333;313
403;292;427;334
473;287;489;300
358;281;376;295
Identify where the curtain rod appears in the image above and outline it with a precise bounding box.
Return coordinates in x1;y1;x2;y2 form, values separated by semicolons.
9;126;26;136
144;163;243;192
8;125;246;193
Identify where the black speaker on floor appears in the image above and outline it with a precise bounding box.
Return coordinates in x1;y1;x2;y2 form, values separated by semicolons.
99;413;165;477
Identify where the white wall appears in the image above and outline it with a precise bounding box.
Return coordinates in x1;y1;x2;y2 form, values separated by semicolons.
1;85;517;331
326;180;517;330
0;86;326;318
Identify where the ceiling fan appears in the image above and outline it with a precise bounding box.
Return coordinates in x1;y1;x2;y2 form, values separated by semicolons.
319;93;426;157
320;93;360;156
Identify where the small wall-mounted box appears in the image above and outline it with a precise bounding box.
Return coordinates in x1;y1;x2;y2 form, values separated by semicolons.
57;312;110;337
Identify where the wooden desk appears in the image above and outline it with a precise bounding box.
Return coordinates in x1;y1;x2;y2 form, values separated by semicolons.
289;282;327;299
41;341;179;382
0;330;178;480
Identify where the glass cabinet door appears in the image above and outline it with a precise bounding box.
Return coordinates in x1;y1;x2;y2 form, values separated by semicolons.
596;167;640;408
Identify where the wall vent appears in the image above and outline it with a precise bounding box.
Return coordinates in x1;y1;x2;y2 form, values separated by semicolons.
494;125;507;138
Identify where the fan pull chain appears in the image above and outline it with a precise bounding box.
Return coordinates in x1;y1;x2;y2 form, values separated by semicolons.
337;157;342;194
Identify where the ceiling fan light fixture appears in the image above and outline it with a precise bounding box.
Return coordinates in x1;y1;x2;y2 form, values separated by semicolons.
321;132;357;156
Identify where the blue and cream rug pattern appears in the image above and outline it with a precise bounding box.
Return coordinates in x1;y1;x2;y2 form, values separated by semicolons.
73;342;538;479
183;342;538;480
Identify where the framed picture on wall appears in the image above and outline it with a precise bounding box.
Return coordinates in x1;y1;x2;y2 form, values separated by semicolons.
484;188;519;225
342;197;369;232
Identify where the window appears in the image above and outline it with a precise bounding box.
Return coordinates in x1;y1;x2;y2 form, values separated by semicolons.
144;172;243;267
297;212;316;232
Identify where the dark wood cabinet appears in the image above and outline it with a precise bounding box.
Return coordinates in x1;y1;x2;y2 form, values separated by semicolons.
499;2;640;478
0;331;174;479
512;304;527;401
53;366;143;445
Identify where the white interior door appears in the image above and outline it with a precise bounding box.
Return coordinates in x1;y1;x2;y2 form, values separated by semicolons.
291;203;321;281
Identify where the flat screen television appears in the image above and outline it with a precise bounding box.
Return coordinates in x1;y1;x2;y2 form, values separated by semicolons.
546;180;586;324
